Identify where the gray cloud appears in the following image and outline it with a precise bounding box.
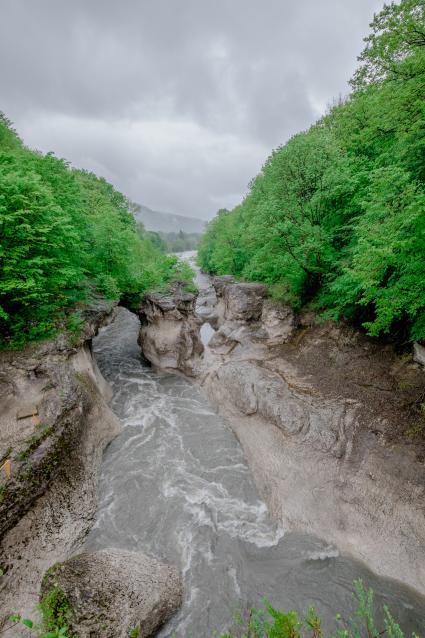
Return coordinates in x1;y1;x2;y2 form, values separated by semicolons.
0;0;383;219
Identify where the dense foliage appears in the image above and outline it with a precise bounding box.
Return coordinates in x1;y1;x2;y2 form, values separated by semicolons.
198;0;425;342
0;115;184;347
158;230;201;253
138;228;201;254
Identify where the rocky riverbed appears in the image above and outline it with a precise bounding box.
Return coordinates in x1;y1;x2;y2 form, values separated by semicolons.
88;307;425;635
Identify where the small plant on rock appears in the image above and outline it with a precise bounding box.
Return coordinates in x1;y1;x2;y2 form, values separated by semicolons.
219;581;407;638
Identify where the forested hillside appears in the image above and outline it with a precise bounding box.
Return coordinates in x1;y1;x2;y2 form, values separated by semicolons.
132;202;206;234
198;0;425;343
0;116;187;347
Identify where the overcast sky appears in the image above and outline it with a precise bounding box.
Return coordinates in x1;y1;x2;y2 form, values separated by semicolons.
0;1;383;220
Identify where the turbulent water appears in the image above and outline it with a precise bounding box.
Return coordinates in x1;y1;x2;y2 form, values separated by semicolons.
85;261;425;636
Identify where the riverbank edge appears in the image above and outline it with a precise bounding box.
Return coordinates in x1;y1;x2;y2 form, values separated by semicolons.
0;303;122;631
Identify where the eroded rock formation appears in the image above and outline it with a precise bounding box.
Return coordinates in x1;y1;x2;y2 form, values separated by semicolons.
41;549;182;638
138;287;204;376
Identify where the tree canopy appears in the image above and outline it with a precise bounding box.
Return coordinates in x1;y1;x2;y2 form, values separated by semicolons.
0;116;185;347
198;0;425;343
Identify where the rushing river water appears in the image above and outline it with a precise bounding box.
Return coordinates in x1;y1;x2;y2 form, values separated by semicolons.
85;260;425;637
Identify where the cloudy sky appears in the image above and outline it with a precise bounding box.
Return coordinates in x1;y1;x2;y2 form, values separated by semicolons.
0;1;383;220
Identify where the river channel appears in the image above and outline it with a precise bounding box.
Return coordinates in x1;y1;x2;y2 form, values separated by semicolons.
85;257;425;637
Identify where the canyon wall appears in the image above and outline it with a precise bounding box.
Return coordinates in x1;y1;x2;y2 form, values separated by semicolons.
138;278;425;595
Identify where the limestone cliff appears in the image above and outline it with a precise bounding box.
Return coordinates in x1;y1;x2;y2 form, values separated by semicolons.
0;302;183;636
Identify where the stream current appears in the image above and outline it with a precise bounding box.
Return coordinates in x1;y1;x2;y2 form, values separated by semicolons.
85;262;425;637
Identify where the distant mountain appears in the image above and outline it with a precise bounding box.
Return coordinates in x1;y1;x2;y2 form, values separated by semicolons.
132;203;206;234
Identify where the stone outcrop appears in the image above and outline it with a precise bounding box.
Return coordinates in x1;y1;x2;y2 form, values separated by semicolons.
223;282;267;322
210;359;358;458
200;282;425;594
207;280;296;353
41;549;182;638
261;299;296;345
0;303;122;633
138;287;204;376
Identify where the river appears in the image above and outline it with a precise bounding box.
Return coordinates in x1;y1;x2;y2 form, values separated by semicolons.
84;255;425;637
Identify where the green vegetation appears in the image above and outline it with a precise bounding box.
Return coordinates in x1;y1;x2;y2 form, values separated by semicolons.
220;581;411;638
38;584;75;638
158;230;201;253
3;581;414;638
0;114;189;348
139;227;201;253
198;0;425;343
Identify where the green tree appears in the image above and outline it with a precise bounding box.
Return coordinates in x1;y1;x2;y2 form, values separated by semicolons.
0;117;185;347
198;0;425;342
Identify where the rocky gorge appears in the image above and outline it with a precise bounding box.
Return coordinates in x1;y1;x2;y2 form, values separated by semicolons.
1;261;425;637
138;260;425;598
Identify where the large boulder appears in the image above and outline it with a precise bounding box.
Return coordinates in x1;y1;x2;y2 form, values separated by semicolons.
224;283;267;322
40;549;182;638
138;289;204;376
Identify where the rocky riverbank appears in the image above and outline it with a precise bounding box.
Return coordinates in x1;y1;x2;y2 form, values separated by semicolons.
138;276;425;596
0;303;182;637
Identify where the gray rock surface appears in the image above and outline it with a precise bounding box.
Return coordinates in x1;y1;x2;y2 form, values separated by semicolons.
414;342;425;367
195;285;220;328
261;299;296;344
213;360;357;457
138;289;204;376
41;549;182;638
199;284;425;594
211;275;235;298
224;283;267;322
0;303;122;634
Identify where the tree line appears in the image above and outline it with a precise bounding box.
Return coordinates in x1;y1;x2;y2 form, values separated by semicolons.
0;116;188;347
198;0;425;344
140;228;201;254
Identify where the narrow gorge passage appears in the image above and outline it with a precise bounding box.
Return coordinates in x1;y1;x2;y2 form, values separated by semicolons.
84;304;425;637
